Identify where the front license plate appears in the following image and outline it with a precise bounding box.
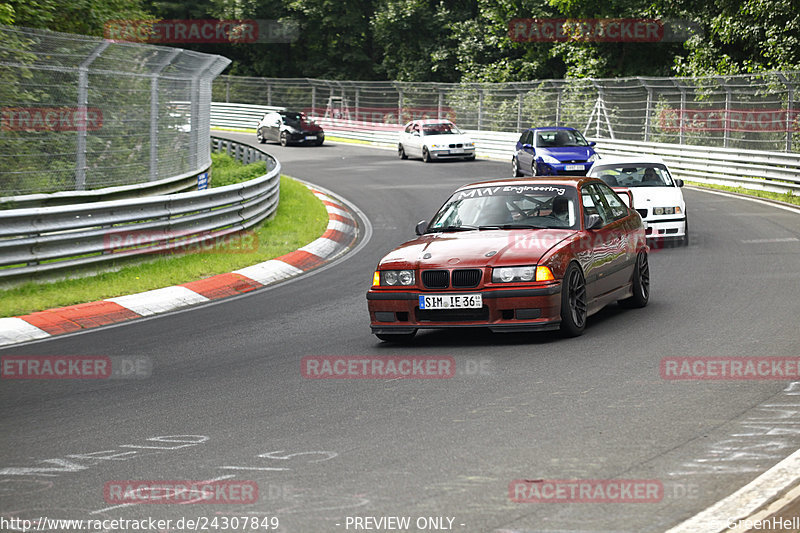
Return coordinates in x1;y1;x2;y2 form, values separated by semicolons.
565;164;583;171
450;148;464;154
306;135;317;140
419;294;482;309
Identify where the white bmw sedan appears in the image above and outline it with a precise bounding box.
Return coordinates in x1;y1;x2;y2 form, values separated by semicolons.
397;120;476;162
588;156;688;245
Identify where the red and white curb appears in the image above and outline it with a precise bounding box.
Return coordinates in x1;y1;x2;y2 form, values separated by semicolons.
0;185;359;347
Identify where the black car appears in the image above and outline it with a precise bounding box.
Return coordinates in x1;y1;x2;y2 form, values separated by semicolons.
256;111;324;146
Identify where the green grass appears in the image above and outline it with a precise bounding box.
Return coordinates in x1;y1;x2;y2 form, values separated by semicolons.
686;181;800;207
210;152;267;187
0;169;329;317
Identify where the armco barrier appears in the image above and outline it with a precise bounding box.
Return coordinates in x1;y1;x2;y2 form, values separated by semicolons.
0;139;280;284
0;166;210;210
210;102;800;194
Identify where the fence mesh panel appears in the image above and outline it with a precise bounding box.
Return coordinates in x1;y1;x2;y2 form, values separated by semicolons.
214;73;800;152
0;24;230;197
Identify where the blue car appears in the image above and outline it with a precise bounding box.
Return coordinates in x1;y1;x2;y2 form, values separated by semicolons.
512;127;599;177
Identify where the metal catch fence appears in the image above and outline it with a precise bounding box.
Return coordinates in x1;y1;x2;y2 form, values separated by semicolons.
0;24;230;197
214;72;800;153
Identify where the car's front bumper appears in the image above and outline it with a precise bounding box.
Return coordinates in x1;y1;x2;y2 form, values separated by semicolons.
429;147;475;160
367;284;563;333
537;161;594;176
287;131;324;143
644;216;686;239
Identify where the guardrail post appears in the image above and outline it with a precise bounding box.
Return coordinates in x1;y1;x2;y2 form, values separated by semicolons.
311;84;317;114
517;89;523;132
355;88;360;121
438;88;444;121
76;41;110;191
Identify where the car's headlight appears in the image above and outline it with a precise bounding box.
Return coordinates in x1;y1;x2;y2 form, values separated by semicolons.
465;142;475;147
539;154;560;164
374;270;415;287
653;206;681;215
588;153;599;162
430;143;445;149
492;266;536;283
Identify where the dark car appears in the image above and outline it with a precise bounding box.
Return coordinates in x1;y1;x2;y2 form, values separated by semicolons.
256;111;324;146
367;177;649;342
512;127;599;177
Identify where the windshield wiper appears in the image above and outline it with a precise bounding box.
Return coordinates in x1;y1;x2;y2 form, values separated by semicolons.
478;224;549;230
428;225;479;233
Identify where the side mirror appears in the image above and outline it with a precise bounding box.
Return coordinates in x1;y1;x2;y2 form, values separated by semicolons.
674;178;684;187
522;143;533;150
585;214;603;230
271;120;281;127
412;131;420;137
589;141;597;147
415;220;428;235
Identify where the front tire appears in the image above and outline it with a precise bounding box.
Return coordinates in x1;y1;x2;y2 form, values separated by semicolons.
512;156;522;177
422;147;431;163
279;132;288;147
682;218;689;246
560;262;587;337
531;160;539;177
256;129;266;144
398;144;408;159
619;251;650;308
376;331;417;343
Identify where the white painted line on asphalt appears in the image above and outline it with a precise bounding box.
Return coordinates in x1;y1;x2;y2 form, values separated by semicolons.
740;237;799;244
106;286;209;317
689;187;800;215
234;260;303;285
664;447;800;533
300;237;340;258
0;317;50;347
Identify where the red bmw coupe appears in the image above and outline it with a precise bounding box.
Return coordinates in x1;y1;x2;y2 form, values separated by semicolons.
367;177;650;342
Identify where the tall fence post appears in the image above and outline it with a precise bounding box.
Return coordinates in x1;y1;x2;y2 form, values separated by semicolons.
150;49;181;182
191;56;219;170
438;88;444;120
777;73;794;152
398;86;404;125
477;86;484;130
76;41;109;191
640;78;653;142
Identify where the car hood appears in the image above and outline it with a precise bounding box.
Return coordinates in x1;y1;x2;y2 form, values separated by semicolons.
378;229;577;270
539;146;594;162
627;187;685;209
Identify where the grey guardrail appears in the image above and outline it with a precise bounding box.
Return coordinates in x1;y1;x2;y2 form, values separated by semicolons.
210;102;800;195
0;166;211;211
0;138;280;284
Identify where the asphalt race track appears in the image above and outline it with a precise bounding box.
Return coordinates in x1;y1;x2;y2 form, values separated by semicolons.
1;133;799;532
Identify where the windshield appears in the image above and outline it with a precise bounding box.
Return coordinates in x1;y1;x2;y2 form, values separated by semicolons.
422;122;460;135
593;164;674;187
281;112;304;126
536;129;589;147
428;184;580;231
